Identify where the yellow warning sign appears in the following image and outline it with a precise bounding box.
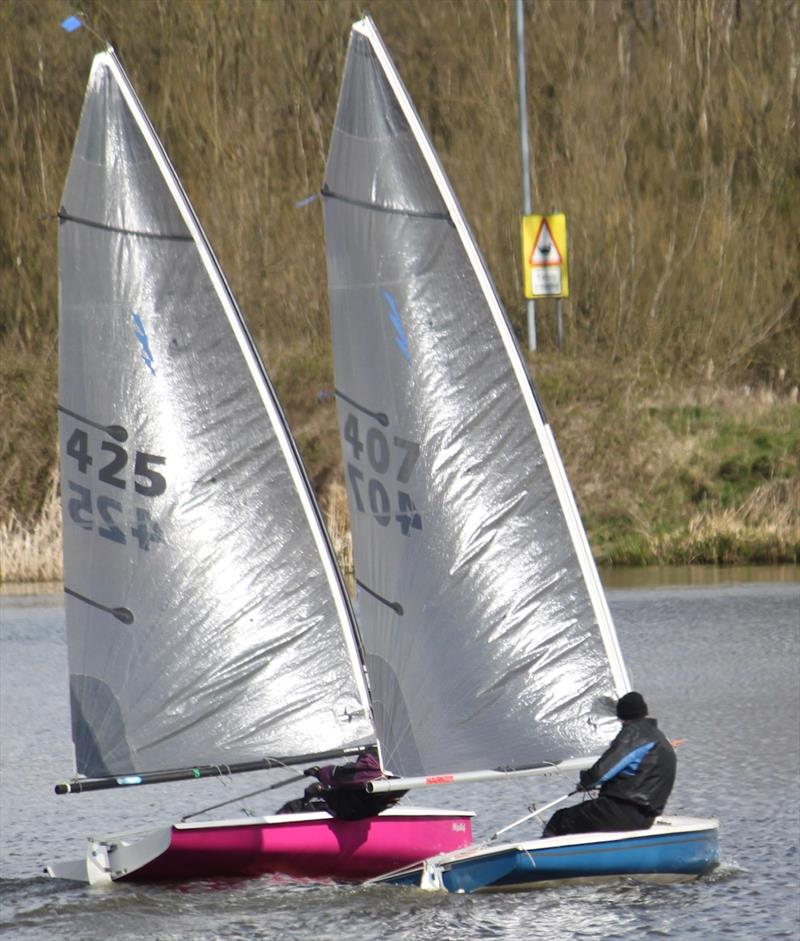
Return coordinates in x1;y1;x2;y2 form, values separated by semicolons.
521;213;568;298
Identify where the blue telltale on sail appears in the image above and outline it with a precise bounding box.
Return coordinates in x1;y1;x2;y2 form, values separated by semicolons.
131;312;156;377
383;290;411;363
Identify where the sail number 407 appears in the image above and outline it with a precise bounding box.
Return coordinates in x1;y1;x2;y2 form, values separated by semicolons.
343;413;422;536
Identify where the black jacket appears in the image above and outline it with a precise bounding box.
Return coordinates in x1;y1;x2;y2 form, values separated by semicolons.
579;716;676;815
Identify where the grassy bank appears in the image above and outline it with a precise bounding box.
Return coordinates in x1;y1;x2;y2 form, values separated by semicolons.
533;365;799;565
1;358;796;584
1;0;798;577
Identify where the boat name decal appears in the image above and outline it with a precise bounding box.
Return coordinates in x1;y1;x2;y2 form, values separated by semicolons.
426;775;455;785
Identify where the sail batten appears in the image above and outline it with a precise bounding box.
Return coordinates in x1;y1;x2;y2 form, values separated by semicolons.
58;50;374;782
58;208;194;241
323;18;629;780
321;185;452;223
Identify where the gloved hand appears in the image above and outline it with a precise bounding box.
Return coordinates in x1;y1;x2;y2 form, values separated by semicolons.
303;766;321;777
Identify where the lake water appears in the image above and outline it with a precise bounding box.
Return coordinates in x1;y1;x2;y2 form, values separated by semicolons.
1;570;798;940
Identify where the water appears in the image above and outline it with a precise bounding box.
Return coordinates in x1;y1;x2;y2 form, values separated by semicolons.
2;572;799;940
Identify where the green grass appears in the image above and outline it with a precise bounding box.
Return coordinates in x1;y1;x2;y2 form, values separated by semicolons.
577;394;800;565
646;403;799;512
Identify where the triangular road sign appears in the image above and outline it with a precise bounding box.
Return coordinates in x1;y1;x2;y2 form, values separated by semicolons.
529;218;562;267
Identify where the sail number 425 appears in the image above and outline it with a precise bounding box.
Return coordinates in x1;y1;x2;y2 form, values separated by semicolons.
66;428;166;495
64;426;166;551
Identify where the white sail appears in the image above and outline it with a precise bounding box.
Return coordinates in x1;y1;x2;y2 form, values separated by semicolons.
322;18;629;780
58;50;374;780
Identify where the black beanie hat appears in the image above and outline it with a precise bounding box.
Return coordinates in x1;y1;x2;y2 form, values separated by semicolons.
616;691;648;720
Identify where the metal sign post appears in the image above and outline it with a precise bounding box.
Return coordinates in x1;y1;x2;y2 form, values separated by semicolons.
515;0;536;352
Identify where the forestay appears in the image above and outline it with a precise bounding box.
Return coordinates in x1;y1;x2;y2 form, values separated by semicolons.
58;51;374;781
322;18;629;780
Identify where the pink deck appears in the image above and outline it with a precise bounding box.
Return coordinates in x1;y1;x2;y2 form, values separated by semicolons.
124;809;473;882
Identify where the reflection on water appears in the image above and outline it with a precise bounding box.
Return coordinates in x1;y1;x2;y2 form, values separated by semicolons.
3;566;799;598
600;563;799;590
0;580;62;597
1;572;798;940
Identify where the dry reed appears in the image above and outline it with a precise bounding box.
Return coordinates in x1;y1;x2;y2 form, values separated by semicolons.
655;479;800;564
319;480;355;594
0;470;62;583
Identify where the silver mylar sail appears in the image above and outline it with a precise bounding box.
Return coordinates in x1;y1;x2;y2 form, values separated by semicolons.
322;18;629;780
58;50;374;780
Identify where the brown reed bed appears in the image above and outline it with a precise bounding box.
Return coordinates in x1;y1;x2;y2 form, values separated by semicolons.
0;471;62;584
2;0;798;528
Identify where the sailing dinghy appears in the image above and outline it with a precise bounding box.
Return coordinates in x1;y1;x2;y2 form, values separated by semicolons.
45;47;472;886
321;17;719;892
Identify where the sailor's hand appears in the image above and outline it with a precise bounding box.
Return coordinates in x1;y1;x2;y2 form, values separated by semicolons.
303;766;321;777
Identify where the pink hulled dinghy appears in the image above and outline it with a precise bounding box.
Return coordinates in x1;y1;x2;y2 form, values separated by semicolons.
46;41;471;885
47;808;472;885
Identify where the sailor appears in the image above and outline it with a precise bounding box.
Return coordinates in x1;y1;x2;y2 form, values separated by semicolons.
542;691;676;837
276;745;407;820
